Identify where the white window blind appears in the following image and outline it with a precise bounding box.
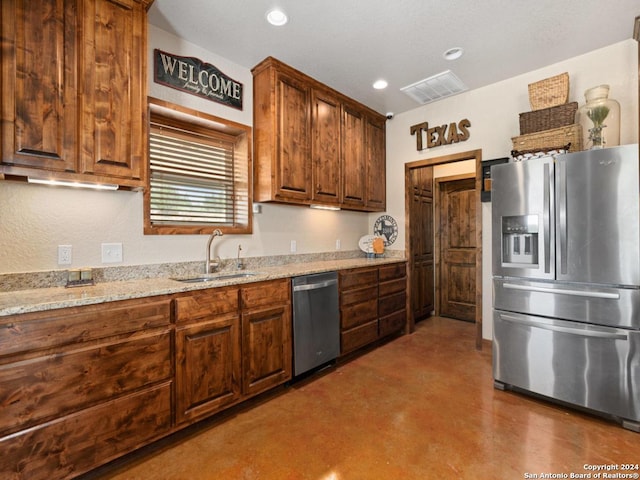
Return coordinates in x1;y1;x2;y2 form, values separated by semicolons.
149;122;237;226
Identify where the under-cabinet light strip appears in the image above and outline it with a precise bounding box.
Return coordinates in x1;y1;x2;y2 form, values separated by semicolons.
309;204;341;211
27;178;119;191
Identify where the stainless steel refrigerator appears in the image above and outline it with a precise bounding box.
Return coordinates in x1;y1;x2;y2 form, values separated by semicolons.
491;144;640;431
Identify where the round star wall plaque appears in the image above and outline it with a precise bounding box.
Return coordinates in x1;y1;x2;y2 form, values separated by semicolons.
373;215;398;246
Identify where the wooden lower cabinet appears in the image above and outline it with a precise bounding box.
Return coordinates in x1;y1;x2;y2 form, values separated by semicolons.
241;279;292;397
0;268;404;479
378;263;408;337
174;286;241;425
0;383;172;480
174;279;292;424
339;262;407;355
0;296;173;480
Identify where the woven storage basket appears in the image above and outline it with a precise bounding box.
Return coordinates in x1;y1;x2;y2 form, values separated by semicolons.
512;124;582;153
528;72;569;110
519;102;578;134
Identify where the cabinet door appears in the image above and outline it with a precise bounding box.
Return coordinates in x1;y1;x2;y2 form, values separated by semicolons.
242;304;292;397
341;104;366;208
365;116;386;211
175;314;242;425
274;71;312;201
79;0;145;183
0;0;77;171
311;89;341;205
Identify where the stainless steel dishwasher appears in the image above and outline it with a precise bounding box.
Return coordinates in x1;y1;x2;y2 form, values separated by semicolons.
292;271;340;376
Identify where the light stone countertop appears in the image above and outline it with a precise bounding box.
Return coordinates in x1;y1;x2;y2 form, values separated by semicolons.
0;256;406;317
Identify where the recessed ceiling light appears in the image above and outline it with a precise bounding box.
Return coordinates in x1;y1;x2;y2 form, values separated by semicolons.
443;47;464;61
373;79;388;90
266;8;288;26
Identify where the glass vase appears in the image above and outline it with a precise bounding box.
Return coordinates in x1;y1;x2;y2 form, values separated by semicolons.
575;84;620;150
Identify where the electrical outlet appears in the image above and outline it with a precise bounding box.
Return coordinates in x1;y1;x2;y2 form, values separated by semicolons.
335;239;341;250
101;243;123;263
290;240;297;253
58;245;72;265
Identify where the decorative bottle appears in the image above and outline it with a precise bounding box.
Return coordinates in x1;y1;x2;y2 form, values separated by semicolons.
575;84;620;149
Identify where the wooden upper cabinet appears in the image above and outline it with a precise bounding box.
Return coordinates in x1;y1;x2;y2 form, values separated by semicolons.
253;62;312;202
365;116;386;211
0;0;149;187
1;0;78;172
252;57;386;212
311;89;341;205
341;103;366;208
79;0;146;183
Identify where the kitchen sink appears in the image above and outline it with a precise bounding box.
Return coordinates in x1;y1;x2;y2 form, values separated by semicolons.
171;272;260;283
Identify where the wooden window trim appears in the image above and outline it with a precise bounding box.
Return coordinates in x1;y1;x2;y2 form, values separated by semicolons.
144;98;253;235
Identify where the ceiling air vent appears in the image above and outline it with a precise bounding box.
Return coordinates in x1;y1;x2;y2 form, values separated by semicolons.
400;70;468;105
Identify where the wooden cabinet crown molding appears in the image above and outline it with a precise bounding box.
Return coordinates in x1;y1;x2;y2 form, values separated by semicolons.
252;56;386;212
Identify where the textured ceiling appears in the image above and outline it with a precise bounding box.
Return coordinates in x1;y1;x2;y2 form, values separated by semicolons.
148;0;639;115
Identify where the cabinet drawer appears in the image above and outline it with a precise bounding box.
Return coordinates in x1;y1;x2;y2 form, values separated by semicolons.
379;310;407;337
341;320;378;355
378;277;406;297
0;330;172;437
379;291;407;317
0;382;172;480
339;267;378;290
378;263;406;282
0;297;171;357
341;298;377;330
174;286;239;322
340;285;378;307
241;278;290;309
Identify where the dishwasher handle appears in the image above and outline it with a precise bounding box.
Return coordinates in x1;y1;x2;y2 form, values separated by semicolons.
293;278;338;292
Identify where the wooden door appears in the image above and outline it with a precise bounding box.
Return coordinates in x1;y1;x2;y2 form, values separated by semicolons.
409;167;434;321
1;0;78;171
311;89;341;205
341;103;366;208
79;0;146;182
438;177;476;321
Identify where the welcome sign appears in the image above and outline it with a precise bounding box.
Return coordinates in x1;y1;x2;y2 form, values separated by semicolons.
154;49;243;110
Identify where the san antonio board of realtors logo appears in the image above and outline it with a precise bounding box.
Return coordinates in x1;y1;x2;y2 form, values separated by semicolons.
373;215;398;246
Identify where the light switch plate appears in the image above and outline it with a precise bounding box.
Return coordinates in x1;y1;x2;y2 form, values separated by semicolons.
101;243;123;263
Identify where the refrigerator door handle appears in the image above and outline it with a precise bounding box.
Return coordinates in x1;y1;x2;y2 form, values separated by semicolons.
543;163;551;273
557;160;568;274
499;313;628;340
503;282;620;299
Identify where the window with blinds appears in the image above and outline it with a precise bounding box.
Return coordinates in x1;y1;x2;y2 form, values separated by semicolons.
145;99;251;235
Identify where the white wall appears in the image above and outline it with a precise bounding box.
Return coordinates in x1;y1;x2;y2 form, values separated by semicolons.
385;39;639;339
0;26;371;274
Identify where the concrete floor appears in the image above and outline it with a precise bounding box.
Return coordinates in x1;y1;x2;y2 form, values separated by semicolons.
84;317;639;480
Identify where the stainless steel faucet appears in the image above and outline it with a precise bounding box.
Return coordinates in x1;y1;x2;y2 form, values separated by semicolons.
205;229;223;273
237;244;244;270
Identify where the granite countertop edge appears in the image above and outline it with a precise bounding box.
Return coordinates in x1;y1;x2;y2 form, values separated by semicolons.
0;257;406;317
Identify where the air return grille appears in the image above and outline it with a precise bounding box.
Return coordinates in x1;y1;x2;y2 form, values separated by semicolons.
400;70;468;105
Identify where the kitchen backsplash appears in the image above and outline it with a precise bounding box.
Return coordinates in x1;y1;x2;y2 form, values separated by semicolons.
0;250;404;292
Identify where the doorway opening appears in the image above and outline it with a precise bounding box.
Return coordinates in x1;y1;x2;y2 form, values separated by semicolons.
405;150;483;349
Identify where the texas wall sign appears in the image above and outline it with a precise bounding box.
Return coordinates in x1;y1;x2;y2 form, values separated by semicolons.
373;215;398;246
410;118;470;151
154;49;243;110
